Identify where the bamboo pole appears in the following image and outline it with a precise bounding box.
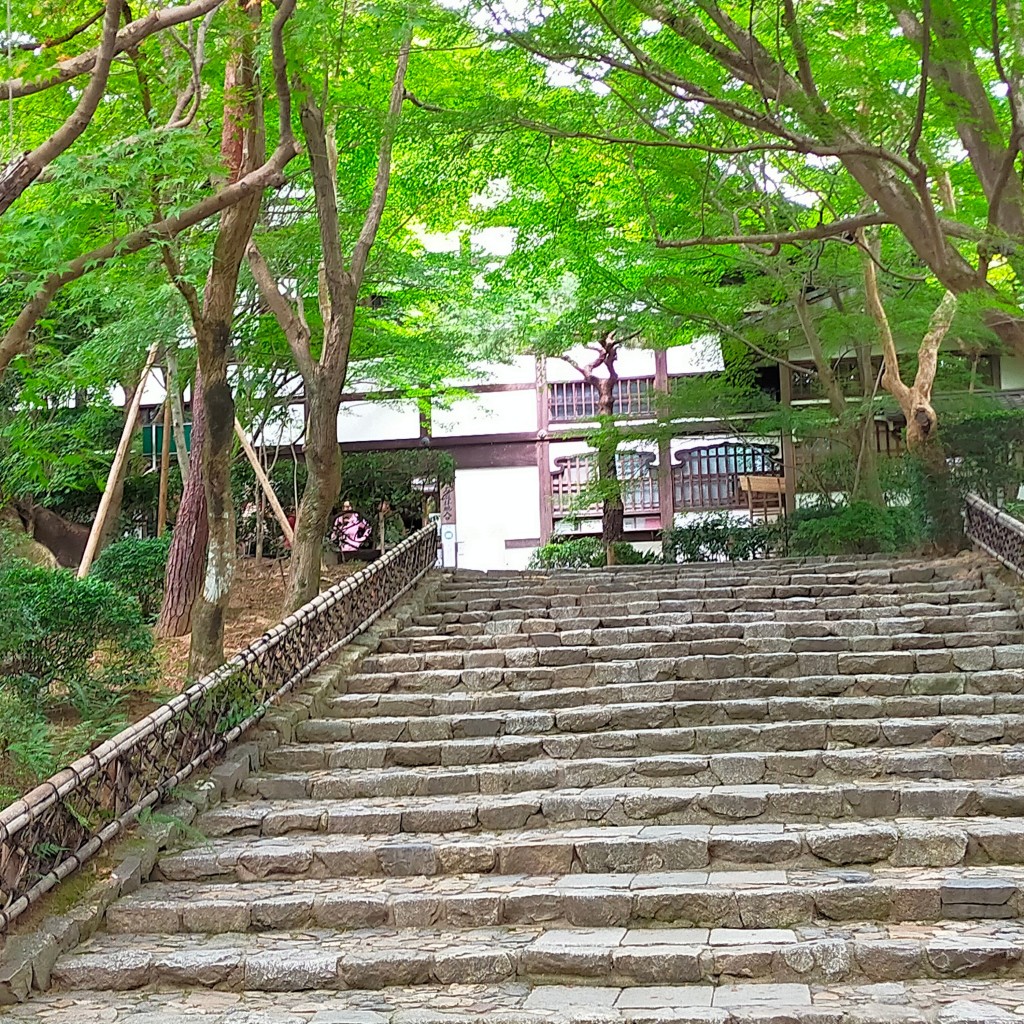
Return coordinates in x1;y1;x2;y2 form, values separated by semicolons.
78;342;161;578
234;417;294;544
157;398;171;536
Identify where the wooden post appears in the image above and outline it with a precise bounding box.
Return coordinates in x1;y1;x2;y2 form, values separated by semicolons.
157;398;171;537
233;418;294;545
78;343;160;578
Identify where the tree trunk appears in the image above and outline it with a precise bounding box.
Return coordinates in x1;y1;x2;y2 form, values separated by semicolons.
185;0;265;676
188;327;237;678
599;441;625;545
285;387;341;610
851;415;885;507
595;377;624;555
155;372;208;638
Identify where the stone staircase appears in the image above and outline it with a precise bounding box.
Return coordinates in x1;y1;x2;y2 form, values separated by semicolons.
15;555;1024;1022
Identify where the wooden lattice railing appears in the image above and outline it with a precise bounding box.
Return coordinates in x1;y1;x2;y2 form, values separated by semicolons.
0;523;438;933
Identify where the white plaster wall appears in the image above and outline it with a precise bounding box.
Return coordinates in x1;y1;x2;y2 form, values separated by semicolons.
1002;355;1024;390
254;403;306;447
433;390;537;437
445;356;536;388
666;335;725;374
545;347;657;383
338;400;420;442
452;466;541;570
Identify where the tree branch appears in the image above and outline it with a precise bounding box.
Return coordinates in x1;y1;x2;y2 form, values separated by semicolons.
0;0;226;101
861;236;910;407
0;138;299;382
350;28;413;282
655;212;891;250
912;289;958;398
246;241;315;381
0;0;122;217
15;8;105;51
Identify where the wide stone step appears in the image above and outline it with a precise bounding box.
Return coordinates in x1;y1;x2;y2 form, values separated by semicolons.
259;714;1024;766
424;582;992;618
174;815;1024;880
107;865;1024;935
437;557;958;589
323;673;1024;721
294;693;1024;750
410;603;1011;640
358;636;1024;677
430;573;974;602
340;649;1024;693
20;979;1024;1023
251;746;1024;801
49;920;1024;992
380;618;1023;654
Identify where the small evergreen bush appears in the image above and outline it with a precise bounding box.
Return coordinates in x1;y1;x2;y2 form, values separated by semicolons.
529;536;658;569
0;559;158;790
0;562;156;705
663;513;783;563
788;502;924;556
93;534;172;620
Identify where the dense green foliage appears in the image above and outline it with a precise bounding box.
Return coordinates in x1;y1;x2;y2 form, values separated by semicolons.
0;554;159;792
787;504;926;557
529;537;658;569
93;535;173;620
663;515;784;564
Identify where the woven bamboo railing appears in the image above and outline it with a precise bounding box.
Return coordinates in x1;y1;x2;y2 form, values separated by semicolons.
0;523;438;933
964;493;1024;576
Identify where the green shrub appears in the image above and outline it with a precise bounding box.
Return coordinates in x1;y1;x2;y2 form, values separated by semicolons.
663;513;783;563
788;501;925;556
0;562;156;706
529;536;658;569
93;534;172;620
0;560;157;791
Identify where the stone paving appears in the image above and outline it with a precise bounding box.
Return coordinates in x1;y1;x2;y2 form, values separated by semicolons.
11;555;1024;1022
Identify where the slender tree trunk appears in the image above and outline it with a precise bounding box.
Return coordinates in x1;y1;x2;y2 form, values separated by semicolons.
155;372;208;638
851;415;885;507
188;322;236;677
596;377;624;558
285;386;341;609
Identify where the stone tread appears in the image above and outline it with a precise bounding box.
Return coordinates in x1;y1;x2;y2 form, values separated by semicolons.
294;690;1024;747
209;778;1024;834
238;713;1024;766
107;865;1024;934
16;981;1024;1022
169;813;1024;879
413;600;1010;632
246;746;1024;801
342;659;1024;695
355;638;1024;678
322;673;1024;720
48;921;1024;992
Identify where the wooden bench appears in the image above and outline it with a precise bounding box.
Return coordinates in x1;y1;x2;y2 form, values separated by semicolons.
738;474;786;521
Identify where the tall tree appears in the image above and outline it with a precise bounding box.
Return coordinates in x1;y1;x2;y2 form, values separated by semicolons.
247;24;412;611
471;0;1024;350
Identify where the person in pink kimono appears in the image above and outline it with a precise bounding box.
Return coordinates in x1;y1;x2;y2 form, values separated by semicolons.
330;501;370;552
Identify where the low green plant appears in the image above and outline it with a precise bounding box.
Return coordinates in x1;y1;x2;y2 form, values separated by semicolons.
663;513;784;563
788;501;925;556
0;561;156;703
93;534;172;620
529;536;658;569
